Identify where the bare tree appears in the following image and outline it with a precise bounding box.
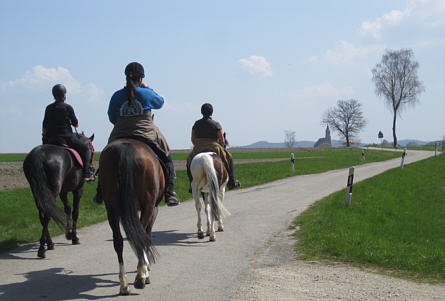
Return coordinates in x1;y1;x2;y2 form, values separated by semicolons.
372;49;425;148
284;130;296;148
322;99;367;147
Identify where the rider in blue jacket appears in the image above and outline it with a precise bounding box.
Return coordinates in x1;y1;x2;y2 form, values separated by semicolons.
105;62;180;206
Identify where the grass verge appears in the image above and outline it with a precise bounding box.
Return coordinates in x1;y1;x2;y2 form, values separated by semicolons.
292;153;445;283
0;148;399;253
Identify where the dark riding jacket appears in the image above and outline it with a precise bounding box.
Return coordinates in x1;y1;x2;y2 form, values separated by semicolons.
43;100;78;139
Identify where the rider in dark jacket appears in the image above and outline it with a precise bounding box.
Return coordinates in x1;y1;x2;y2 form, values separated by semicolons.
42;84;94;182
187;103;240;190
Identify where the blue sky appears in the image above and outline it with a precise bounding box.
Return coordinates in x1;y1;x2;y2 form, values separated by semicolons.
1;0;444;152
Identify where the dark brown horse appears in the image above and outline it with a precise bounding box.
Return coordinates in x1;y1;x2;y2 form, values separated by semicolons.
99;138;164;295
190;152;230;241
23;133;95;258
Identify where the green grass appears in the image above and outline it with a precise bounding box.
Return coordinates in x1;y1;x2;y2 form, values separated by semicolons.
293;153;445;283
0;148;399;253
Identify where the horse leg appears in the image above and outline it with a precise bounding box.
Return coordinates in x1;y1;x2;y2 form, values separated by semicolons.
135;207;156;287
37;212;51;258
192;186;204;239
145;206;158;273
203;193;216;242
217;187;225;232
70;189;82;245
109;215;130;295
135;253;150;289
60;192;73;241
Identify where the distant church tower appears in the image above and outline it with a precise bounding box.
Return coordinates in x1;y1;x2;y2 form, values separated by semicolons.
314;125;332;148
325;125;331;144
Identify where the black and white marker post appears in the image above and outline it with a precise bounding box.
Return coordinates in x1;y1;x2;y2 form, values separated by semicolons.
361;149;365;161
345;166;354;207
290;153;295;172
400;147;407;169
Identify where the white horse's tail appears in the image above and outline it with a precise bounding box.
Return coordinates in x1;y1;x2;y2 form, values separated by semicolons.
202;155;221;221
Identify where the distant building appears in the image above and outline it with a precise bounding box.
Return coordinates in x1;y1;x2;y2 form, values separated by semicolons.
314;125;332;147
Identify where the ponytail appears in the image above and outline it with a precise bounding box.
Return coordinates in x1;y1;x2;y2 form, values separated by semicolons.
125;76;139;106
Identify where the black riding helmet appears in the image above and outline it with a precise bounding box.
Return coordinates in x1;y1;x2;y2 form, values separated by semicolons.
52;84;66;101
125;62;145;79
201;103;213;118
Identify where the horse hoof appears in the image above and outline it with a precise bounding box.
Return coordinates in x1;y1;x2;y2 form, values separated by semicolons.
37;249;46;258
209;236;216;242
198;232;204;239
145;276;151;284
217;227;224;232
134;276;146;289
72;238;80;245
119;286;130;295
66;232;73;240
47;243;55;250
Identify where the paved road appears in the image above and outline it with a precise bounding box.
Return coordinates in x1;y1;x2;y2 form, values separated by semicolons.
0;150;435;301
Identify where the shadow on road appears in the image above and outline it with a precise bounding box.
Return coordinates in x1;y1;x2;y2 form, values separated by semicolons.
153;230;202;246
0;241;73;261
0;267;119;300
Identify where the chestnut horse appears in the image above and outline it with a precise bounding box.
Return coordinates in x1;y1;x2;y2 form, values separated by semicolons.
99;138;164;295
23;133;95;258
190;152;230;241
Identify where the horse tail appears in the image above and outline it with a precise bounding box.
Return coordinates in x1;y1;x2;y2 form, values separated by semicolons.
203;155;222;221
23;153;65;231
116;142;158;264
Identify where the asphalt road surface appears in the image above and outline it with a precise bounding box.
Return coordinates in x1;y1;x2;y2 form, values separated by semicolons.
0;149;436;301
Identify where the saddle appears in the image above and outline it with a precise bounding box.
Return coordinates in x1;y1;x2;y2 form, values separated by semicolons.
63;147;84;168
42;137;84;168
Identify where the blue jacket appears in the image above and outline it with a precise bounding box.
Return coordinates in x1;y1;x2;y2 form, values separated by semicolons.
107;86;164;124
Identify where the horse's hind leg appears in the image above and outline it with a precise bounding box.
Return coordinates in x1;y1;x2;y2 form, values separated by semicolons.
217;189;225;232
203;194;216;242
37;212;51;258
192;186;204;239
70;189;82;245
60;192;73;241
109;214;130;295
135;253;150;289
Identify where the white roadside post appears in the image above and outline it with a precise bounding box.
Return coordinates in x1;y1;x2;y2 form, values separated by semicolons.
290;153;295;172
400;148;407;169
435;143;437;157
345;167;354;207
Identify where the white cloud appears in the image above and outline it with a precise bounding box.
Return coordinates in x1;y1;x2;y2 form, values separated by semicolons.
288;82;354;100
5;65;104;103
359;0;445;40
238;55;273;77
359;10;408;40
318;41;383;65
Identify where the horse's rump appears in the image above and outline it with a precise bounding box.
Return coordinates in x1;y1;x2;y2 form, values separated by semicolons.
99;138;164;264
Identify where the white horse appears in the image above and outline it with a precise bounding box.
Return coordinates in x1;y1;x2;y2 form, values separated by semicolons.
190;152;230;241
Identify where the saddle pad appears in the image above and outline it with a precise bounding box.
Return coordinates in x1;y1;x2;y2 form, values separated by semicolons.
63;147;83;168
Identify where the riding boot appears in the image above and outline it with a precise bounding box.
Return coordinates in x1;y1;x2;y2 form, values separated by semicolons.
164;154;180;206
226;158;241;190
186;161;193;194
92;176;103;204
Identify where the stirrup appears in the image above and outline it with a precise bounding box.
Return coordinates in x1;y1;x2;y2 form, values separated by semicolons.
227;179;241;190
165;192;180;206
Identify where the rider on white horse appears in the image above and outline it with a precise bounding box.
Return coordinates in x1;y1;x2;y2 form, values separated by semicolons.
186;103;240;190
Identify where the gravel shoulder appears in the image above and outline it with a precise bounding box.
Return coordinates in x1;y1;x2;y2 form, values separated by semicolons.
230;228;445;301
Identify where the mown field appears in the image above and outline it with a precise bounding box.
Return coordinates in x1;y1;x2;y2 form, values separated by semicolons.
293;152;445;283
0;148;400;254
